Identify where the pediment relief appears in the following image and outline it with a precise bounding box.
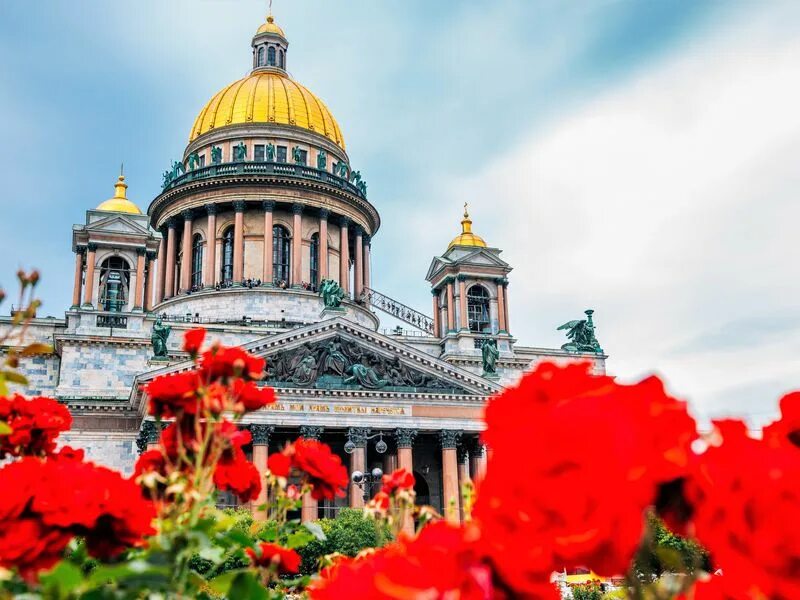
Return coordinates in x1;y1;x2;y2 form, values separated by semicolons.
86;214;151;236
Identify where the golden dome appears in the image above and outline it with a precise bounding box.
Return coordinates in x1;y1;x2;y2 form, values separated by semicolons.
448;204;487;249
96;175;142;214
189;71;345;148
256;15;285;37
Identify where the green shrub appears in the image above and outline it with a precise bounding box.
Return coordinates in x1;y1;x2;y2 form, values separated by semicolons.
572;583;603;600
298;508;390;574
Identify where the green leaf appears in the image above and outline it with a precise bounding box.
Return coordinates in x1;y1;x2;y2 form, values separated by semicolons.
0;370;28;385
208;569;249;594
198;546;225;564
0;421;11;435
20;343;53;356
303;521;327;542
285;528;315;549
227;571;269;600
39;561;84;598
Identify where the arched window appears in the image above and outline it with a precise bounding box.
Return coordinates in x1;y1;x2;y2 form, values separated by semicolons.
257;46;265;66
467;284;491;333
99;256;131;312
279;49;285;69
309;232;320;288
191;234;204;289
220;227;234;284
272;225;290;285
267;46;276;66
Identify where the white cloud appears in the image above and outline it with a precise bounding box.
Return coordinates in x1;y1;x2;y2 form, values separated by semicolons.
438;7;800;425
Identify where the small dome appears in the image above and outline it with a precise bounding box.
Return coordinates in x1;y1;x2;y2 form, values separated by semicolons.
96;175;142;214
189;71;345;148
256;15;285;37
448;205;487;249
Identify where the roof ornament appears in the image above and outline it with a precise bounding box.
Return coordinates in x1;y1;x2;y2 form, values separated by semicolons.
461;202;474;235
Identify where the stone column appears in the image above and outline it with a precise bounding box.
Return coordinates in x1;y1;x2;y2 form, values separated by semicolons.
145;251;156;312
353;226;363;300
291;204;303;287
431;289;440;338
363;235;371;291
339;217;350;296
262;201;274;285
155;235;166;305
204;205;217;288
82;243;98;308
395;429;417;534
348;427;369;508
180;209;193;292
299;426;324;522
232;201;246;285
503;281;510;335
133;248;146;311
495;279;508;333
318;209;329;280
458;276;468;331
468;440;487;484
250;424;274;521
71;248;84;308
457;446;471;521
446;280;455;332
440;430;462;523
164;219;177;298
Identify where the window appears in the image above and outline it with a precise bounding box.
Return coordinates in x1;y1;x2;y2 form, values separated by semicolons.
99;256;131;312
276;146;287;163
198;154;206;168
279;49;285;69
257;46;265;66
220;227;234;284
309;232;320;288
273;225;291;285
254;145;265;162
268;46;276;66
467;284;491;333
191;234;203;289
295;149;308;165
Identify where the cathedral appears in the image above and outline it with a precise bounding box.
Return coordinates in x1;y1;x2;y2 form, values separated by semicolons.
3;14;606;521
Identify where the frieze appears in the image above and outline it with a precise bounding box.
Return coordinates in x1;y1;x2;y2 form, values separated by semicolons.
264;335;469;394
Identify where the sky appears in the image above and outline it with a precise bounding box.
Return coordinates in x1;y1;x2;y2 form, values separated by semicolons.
0;1;798;426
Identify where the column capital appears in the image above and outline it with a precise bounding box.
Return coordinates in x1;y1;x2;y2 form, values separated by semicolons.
457;446;470;464
468;439;485;459
431;287;441;296
87;242;98;252
180;209;194;220
363;234;371;245
347;427;370;447
456;274;468;282
439;429;462;449
319;208;330;220
394;428;418;449
353;224;364;237
299;425;324;440
249;424;275;445
262;200;275;212
135;420;160;454
166;217;178;229
232;200;247;212
339;216;351;228
136;247;147;256
292;203;304;215
75;245;87;255
146;250;157;261
205;203;218;216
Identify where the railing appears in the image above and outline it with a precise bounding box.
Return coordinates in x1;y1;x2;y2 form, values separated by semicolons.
363;287;434;334
161;160;367;199
158;313;307;329
96;314;128;329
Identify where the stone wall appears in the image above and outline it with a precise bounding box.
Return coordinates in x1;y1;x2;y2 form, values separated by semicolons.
56;343;151;400
59;431;138;475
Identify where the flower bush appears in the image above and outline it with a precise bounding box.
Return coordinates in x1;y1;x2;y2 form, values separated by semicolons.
0;303;797;598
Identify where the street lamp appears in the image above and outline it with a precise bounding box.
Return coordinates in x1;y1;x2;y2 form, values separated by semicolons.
351;467;383;503
344;432;387;455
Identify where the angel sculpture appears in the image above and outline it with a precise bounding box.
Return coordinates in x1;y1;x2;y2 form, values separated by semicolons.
557;309;603;353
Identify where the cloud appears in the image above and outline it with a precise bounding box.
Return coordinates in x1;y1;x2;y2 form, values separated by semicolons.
436;5;800;424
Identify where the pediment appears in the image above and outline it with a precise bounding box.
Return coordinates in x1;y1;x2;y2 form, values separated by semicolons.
445;247;509;268
86;214;151;236
136;319;500;397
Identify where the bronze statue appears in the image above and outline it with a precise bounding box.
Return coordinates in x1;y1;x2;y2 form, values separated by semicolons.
292;146;304;164
233;142;247;161
319;278;345;308
344;363;388;389
558;309;603;353
187;153;200;171
323;339;348;375
481;339;499;374
151;317;171;358
317;150;327;170
291;354;317;385
211;146;222;164
266;143;275;162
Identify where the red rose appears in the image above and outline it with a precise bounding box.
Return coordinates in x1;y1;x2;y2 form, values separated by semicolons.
0;517;73;581
685;419;800;599
214;448;262;503
474;362;697;592
199;345;265;381
232;379;277;411
182;327;206;356
763;391;800;449
52;445;85;462
0;394;72;458
145;372;200;418
369;490;390;513
267;451;291;478
246;541;301;574
380;468;415;495
285;438;348;500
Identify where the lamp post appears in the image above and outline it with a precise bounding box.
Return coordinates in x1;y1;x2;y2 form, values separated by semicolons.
351;467;384;504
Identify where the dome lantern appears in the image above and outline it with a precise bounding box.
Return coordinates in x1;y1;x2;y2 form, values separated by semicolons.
95;173;142;215
448;203;487;249
252;14;288;73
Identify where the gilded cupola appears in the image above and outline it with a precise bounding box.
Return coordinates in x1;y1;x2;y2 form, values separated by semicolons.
448;204;487;249
95;174;142;215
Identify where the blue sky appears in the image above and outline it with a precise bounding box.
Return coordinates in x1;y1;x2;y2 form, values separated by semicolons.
1;1;798;424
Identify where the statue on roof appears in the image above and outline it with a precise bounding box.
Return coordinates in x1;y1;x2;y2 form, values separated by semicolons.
481;339;499;374
266;143;275;162
211;146;222;164
187;153;200;171
557;309;603;353
151;317;171;359
319;278;345;309
317;150;327;170
233;142;247;161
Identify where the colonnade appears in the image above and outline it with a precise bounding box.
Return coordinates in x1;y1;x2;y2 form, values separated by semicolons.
430;276;511;337
71;244;156;312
